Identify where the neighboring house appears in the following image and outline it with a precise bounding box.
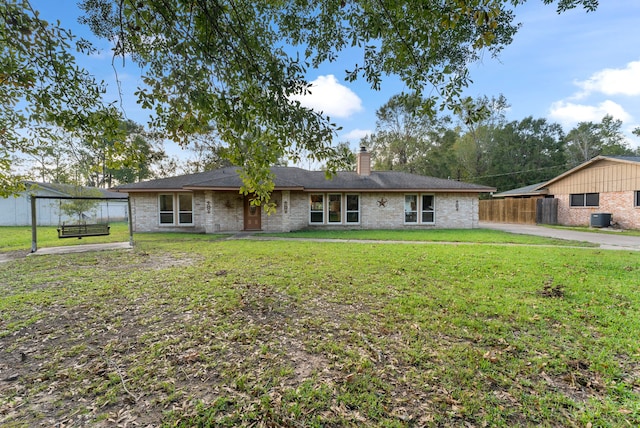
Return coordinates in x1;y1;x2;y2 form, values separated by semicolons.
113;149;495;233
540;156;640;229
0;182;128;227
489;156;640;229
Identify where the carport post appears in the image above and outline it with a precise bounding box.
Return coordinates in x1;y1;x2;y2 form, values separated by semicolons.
127;197;134;247
30;195;37;253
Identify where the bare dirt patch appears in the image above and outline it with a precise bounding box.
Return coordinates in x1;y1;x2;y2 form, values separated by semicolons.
121;251;204;271
1;269;354;426
0;250;28;264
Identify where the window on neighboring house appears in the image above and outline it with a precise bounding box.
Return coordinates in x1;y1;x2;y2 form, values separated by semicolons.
635;191;640;207
421;194;435;223
310;194;324;223
159;194;193;225
585;193;599;206
328;194;342;223
346;194;360;223
159;194;174;224
405;195;418;223
570;193;599;207
178;194;193;224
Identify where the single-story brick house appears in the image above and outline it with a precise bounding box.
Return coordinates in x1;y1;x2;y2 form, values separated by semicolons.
491;156;640;229
113;149;495;233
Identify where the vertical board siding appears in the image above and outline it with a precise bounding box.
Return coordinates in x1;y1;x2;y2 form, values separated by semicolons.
547;162;640;195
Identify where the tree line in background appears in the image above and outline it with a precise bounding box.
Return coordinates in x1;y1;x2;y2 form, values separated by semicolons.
19;119;166;188
20;91;640;195
362;93;640;193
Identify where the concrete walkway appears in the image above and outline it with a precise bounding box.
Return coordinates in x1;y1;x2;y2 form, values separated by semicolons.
28;242;133;256
479;222;640;251
0;242;133;264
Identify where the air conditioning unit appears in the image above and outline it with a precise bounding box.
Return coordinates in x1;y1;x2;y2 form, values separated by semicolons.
590;213;612;228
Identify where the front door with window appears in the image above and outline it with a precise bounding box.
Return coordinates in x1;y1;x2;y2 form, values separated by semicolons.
243;197;262;230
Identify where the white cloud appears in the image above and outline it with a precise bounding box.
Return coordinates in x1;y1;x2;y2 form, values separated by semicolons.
549;100;632;127
574;60;640;98
290;75;363;118
625;124;640;149
340;128;372;142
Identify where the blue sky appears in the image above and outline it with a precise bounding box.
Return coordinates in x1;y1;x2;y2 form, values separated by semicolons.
29;0;640;159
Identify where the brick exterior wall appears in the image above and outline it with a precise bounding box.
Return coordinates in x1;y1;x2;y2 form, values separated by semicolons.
130;192;207;233
556;191;640;229
131;190;482;233
286;192;479;231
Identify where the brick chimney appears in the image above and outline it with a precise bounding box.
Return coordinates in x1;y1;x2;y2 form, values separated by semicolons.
356;146;371;176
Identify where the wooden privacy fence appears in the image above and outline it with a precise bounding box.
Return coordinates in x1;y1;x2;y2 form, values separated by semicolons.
536;198;558;225
480;198;537;224
479;198;537;224
479;198;558;224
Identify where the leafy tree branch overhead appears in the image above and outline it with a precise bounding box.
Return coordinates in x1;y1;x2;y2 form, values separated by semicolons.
3;1;599;201
0;0;123;196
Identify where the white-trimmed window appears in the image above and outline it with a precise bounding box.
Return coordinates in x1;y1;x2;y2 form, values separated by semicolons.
346;194;360;223
159;194;174;224
405;194;436;224
310;194;324;223
178;194;193;224
328;194;342;223
421;195;435;223
635;191;640;207
309;194;360;225
158;193;193;225
405;195;418;223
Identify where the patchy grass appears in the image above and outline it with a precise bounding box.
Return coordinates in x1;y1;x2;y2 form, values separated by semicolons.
264;228;597;247
1;237;639;427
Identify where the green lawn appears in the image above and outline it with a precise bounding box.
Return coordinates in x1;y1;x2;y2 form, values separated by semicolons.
0;224;224;253
0;223;133;252
0;226;598;254
1;233;638;426
264;228;598;246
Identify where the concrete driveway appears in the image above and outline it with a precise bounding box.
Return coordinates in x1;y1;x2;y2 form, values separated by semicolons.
480;222;640;251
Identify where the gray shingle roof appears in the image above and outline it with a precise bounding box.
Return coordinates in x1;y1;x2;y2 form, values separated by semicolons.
26;182;127;198
604;156;640;163
492;182;549;198
114;167;495;193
